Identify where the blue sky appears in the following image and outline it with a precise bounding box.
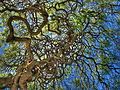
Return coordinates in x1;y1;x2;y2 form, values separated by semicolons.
0;1;120;90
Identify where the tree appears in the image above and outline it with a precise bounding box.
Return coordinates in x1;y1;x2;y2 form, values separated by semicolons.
0;0;120;90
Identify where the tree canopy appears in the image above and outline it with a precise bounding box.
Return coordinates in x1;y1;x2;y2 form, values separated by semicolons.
0;0;120;90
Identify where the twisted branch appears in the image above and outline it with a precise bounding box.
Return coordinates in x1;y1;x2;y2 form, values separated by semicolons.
6;4;48;90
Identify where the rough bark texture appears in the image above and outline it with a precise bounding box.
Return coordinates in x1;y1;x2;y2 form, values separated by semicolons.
5;4;49;90
1;1;76;90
